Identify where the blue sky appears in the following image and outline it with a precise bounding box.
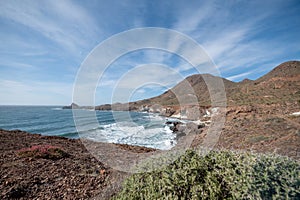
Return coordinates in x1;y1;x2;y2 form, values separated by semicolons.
0;0;299;105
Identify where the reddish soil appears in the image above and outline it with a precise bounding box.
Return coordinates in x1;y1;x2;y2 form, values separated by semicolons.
0;129;154;199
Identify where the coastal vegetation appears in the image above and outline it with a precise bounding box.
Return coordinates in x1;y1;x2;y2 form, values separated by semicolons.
113;150;300;200
17;144;69;160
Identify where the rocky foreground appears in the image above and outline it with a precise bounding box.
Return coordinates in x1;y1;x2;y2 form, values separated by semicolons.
0;129;155;200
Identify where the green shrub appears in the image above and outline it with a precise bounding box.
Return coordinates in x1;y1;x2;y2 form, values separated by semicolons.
113;150;300;200
250;155;300;199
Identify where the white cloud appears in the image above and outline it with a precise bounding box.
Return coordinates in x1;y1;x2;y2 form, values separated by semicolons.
109;64;184;102
135;88;146;94
226;72;253;81
174;62;194;72
116;64;181;89
0;0;99;55
170;0;295;79
203;28;249;61
0;79;72;105
173;1;214;34
1;61;37;70
99;79;116;87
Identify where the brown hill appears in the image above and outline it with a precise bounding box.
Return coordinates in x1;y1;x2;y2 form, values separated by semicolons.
127;60;300;109
94;60;300;113
144;74;235;106
229;60;300;106
202;61;299;159
128;73;237;112
256;60;300;82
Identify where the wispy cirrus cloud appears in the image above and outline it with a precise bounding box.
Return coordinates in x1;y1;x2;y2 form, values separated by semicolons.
172;1;214;34
226;72;253;82
0;0;99;55
111;63;183;103
170;0;300;81
1;61;37;70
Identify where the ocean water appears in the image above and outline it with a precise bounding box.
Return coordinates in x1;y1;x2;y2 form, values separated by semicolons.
0;106;176;150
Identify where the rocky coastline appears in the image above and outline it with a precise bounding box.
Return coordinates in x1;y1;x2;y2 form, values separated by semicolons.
63;102;216;143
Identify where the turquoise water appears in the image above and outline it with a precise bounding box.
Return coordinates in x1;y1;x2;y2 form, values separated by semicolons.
0;106;175;150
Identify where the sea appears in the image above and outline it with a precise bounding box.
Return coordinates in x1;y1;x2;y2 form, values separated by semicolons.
0;106;176;150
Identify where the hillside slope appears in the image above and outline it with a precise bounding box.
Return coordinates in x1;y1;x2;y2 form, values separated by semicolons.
229;61;300;106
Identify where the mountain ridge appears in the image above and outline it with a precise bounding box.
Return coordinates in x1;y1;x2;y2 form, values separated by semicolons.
93;60;300;111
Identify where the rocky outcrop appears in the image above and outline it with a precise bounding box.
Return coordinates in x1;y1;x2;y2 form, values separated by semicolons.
62;103;80;109
166;120;205;140
226;105;256;115
62;103;94;110
111;103;129;111
95;104;112;110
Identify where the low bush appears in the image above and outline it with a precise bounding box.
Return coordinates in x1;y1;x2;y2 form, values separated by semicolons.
113;150;300;200
17;144;69;160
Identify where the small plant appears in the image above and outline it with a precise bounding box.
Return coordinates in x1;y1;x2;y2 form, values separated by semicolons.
247;135;270;143
17;144;69;160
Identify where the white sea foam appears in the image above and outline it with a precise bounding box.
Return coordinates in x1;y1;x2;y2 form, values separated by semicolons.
164;125;173;134
51;108;62;110
81;121;176;150
143;113;164;121
291;111;300;116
